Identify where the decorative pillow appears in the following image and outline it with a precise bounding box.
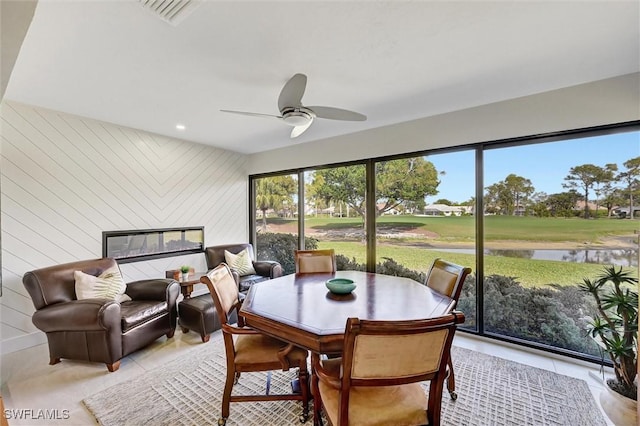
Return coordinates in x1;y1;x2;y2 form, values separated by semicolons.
74;266;131;303
224;248;257;276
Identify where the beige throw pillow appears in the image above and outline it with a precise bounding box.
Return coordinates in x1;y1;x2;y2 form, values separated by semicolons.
224;248;256;276
74;266;131;303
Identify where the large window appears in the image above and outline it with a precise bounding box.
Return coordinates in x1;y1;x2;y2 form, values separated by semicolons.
249;124;639;362
483;133;639;355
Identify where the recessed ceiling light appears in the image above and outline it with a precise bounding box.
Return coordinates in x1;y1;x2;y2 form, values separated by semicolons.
176;124;186;130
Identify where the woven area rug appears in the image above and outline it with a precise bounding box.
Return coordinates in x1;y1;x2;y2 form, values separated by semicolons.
83;331;606;426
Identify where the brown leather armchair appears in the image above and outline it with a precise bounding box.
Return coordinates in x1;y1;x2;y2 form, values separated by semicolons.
204;243;282;293
22;257;180;372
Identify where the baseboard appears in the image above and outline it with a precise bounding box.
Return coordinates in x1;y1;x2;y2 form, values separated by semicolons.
1;331;47;355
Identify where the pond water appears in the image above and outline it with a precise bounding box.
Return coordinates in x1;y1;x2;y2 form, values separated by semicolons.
436;248;638;268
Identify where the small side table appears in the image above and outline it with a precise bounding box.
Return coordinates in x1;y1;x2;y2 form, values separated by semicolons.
166;270;207;298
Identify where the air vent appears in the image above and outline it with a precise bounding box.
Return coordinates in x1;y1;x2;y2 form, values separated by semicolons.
138;0;201;26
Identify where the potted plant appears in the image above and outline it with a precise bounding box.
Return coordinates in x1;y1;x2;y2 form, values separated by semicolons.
578;265;637;426
180;265;191;281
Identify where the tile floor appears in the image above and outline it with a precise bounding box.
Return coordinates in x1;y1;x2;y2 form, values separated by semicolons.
1;330;615;425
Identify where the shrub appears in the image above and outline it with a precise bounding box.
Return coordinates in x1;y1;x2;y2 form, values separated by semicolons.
458;274;600;355
255;233;318;275
335;254;366;271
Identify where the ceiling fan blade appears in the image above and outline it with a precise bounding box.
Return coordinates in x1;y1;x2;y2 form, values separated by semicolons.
220;110;283;120
307;106;366;121
290;120;313;138
278;73;307;111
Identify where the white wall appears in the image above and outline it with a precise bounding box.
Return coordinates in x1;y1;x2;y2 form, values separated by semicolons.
0;101;249;354
247;73;640;174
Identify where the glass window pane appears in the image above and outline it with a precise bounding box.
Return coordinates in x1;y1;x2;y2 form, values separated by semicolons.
254;174;299;274
374;153;477;330
483;131;639;357
304;165;367;270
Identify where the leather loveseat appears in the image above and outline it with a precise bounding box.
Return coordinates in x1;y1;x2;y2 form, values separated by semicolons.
22;257;179;372
204;243;282;293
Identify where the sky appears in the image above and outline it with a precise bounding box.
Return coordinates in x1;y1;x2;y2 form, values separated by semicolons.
425;131;640;204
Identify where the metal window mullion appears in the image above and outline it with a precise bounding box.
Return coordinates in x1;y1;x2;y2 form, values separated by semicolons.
475;147;485;334
298;171;305;250
365;160;376;272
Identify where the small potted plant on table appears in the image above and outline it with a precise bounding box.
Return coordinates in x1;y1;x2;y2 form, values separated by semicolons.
180;265;191;281
578;265;637;426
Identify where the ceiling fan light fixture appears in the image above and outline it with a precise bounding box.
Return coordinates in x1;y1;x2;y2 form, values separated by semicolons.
281;109;313;127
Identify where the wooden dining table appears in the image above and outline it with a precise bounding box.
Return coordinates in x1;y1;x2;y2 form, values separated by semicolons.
239;270;455;354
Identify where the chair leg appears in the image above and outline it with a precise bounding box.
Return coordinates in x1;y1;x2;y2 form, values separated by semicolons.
49;357;61;366
311;355;322;426
427;377;446;426
221;367;235;422
166;329;175;338
446;358;457;400
106;361;121;372
298;365;310;423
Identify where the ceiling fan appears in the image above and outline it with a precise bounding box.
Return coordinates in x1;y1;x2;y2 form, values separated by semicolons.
221;73;367;138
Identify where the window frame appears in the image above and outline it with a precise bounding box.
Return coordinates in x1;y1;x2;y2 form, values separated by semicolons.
249;120;640;364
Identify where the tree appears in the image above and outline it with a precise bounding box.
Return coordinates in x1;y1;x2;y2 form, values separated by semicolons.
504;174;534;216
255;175;297;231
434;198;454;205
563;164;606;219
484;181;510;214
618;156;640;219
312;158;440;218
592;163;617;218
529;191;549;217
545;191;582;217
484;174;534;215
602;187;626;219
305;173;330;216
312;165;367;216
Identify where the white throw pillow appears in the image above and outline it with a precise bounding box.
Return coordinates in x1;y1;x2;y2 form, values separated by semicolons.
224;248;257;276
74;266;132;303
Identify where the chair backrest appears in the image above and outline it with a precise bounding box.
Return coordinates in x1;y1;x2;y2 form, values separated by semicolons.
336;313;464;424
295;249;336;273
424;258;471;304
22;257;119;309
201;263;239;326
204;243;254;270
342;313;463;386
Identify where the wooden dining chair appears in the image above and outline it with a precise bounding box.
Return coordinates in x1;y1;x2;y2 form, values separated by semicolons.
424;258;472;400
312;312;465;426
295;249;337;273
202;264;310;425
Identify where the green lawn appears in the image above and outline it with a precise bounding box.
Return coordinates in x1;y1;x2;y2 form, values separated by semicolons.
306;215;638;287
301;215;639;244
264;215;638;286
318;241;609;287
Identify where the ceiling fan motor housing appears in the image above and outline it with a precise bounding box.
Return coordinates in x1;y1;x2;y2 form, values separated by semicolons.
280;107;315;127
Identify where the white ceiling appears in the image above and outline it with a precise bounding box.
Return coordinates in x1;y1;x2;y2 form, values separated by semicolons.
5;0;640;154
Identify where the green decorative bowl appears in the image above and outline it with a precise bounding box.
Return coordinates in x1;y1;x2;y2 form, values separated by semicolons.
325;278;356;294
